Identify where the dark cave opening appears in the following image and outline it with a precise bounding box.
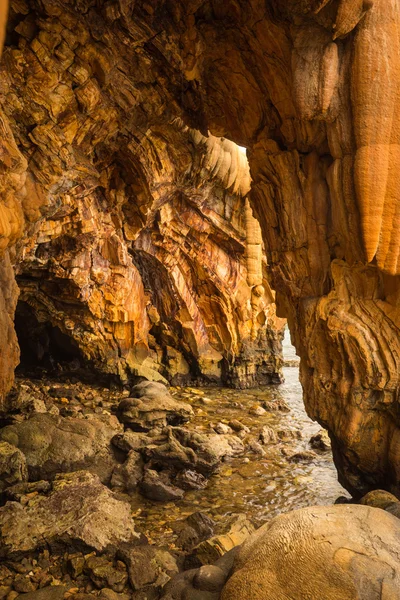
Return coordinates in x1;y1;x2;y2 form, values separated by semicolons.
14;301;83;374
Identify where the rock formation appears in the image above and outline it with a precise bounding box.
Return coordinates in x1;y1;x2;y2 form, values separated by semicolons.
0;0;284;402
1;0;400;497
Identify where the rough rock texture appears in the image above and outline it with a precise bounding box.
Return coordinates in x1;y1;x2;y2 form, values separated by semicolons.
0;2;284;391
117;382;193;431
0;440;28;491
221;505;400;600
0;413;122;482
0;0;400;494
0;470;139;557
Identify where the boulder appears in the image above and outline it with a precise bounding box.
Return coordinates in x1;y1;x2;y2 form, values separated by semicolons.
221;505;400;600
186;515;254;569
111;432;149;453
110;451;144;493
161;549;237;600
0;413;122;483
309;429;331;452
140;469;184;502
120;545;178;591
0;471;139;557
15;587;66;600
359;489;399;509
173;512;215;552
0;441;28;491
117;384;193;432
145;427;244;477
85;555;128;592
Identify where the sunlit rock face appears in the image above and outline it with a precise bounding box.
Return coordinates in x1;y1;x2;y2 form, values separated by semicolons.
1;0;400;496
0;2;283;398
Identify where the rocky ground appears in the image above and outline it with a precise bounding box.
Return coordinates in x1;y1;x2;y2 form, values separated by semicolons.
0;372;347;600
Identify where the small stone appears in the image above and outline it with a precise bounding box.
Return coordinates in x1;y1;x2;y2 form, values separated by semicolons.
193;565;227;592
140;469;184;502
259;426;277;445
67;555;85;579
0;587;11;600
288;450;317;463
228;420;250;434
247;439;266;455
212;423;232;435
13;575;37;593
309;429;331;451
248;405;266;416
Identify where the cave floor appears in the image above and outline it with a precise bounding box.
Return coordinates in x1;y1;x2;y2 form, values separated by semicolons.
0;365;348;598
14;365;346;541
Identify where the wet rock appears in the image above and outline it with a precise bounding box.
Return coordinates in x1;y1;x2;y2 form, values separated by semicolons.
145;427;244;477
247;439;266;456
186;515;254;569
110;451;144;493
120;545;178;591
67;554;85;578
174;512;215;552
140;469;184;502
193;566;226;592
0;414;122;483
15;587;66;600
174;470;207;491
13;575;37;593
228;421;250;434
277;429;302;442
117;383;193;431
99;589;130;600
309;429;331;452
85;556;128;592
161;549;237;600
4;480;51;501
0;471;139;557
221;505;400;600
385;503;400;519
288;450;317;463
111;432;149;453
0;441;28;492
359;489;399;509
248;405;266;417
212;423;232;435
259;426;277;445
262;399;290;412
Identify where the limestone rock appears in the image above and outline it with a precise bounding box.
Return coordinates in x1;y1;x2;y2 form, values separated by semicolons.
110;451;144;493
0;441;28;491
144;427;244;477
0;471;139;557
0;0;400;498
117;385;193;432
221;505;400;600
0;413;121;483
120;546;178;592
15;587;66;600
140;469;184;503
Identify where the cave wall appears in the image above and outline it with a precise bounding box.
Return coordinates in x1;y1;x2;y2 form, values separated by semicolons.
1;0;400;495
0;0;284;397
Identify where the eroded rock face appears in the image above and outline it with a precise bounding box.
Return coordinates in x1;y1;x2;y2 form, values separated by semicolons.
0;0;400;495
0;9;283;390
0;413;122;482
0;470;139;557
221;505;400;600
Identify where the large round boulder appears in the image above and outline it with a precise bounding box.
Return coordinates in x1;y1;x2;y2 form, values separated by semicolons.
221;505;400;600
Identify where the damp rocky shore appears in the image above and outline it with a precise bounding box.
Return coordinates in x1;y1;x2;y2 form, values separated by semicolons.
0;355;354;600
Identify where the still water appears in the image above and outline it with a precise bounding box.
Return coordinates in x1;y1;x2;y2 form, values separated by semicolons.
131;330;348;544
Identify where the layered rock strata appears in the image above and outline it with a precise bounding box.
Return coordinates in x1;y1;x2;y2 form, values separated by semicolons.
1;0;400;496
0;1;284;398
